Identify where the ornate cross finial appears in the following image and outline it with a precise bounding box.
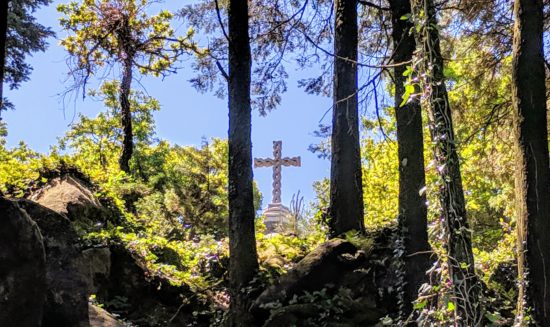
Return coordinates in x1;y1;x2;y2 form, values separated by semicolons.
254;141;301;204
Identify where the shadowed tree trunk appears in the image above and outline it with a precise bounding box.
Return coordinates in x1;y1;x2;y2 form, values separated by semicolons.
119;57;134;173
390;0;431;318
0;0;9;115
117;14;136;174
227;0;259;325
413;0;482;324
512;0;550;324
330;0;365;237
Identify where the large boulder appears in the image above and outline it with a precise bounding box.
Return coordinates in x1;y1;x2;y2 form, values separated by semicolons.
252;239;364;316
18;199;90;327
80;247;112;295
89;304;124;327
0;197;47;327
252;228;401;327
95;244;203;326
29;175;112;232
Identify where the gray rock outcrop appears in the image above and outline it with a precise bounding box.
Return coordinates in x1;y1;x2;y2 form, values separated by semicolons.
18;199;90;327
0;197;47;327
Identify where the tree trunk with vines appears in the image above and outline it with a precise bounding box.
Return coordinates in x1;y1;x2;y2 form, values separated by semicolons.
390;0;431;319
413;0;482;324
330;0;365;237
512;0;550;324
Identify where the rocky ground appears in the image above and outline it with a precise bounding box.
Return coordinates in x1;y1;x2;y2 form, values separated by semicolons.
0;173;414;327
0;172;516;326
0;174;204;327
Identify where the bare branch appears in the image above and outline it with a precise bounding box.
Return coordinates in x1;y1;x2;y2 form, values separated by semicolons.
215;60;229;81
214;0;229;42
358;0;389;11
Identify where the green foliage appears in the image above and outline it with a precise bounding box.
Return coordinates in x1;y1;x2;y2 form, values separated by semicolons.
286;288;355;326
257;232;323;274
309;38;517;290
446;46;516;254
0;139;44;197
88;227;229;292
59;80;159;176
361;115;399;229
0;1;531;324
5;0;54;90
57;0;204;81
56;81;264;239
0;78;278;307
343;230;374;253
131;138;262;239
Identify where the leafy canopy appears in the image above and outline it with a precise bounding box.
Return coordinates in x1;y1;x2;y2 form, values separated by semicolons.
58;0;205;91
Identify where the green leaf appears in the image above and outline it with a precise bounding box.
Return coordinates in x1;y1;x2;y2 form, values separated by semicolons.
399;84;415;107
413;299;427;310
402;66;413;77
485;312;501;323
447;301;456;311
381;316;393;325
460;262;470;269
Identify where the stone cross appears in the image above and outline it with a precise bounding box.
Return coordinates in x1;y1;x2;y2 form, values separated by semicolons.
254;141;301;204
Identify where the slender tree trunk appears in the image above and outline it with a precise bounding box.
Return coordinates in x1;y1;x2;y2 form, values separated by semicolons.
413;0;482;324
390;0;431;318
330;0;364;237
512;0;550;324
227;0;259;325
119;57;133;173
0;0;9;115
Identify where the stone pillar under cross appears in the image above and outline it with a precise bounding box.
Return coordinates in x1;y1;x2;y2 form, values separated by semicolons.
254;141;301;234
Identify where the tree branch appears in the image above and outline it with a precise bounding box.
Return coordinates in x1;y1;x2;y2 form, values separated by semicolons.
358;0;389;11
216;60;229;81
214;0;229;43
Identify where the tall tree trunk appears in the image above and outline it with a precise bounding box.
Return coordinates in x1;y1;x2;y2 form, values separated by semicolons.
390;0;431;318
227;0;259;325
413;0;482;324
119;58;133;173
0;0;9;115
512;0;550;324
330;0;364;237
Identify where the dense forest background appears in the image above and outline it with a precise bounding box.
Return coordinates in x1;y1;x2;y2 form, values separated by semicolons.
1;0;550;326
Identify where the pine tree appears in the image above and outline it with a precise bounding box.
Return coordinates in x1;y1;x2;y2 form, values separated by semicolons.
1;0;53;114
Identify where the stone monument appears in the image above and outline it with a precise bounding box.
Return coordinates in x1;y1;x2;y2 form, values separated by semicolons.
254;141;301;234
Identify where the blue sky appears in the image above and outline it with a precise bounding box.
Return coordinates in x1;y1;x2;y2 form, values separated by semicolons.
3;0;334;208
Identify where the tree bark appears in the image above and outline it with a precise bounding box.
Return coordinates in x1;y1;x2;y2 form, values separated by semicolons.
389;0;431;318
118;57;133;173
0;0;9;115
512;0;550;324
330;0;365;237
227;0;259;325
413;0;482;324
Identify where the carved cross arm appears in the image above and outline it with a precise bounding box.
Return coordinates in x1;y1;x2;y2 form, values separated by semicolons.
254;158;275;168
281;157;301;167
